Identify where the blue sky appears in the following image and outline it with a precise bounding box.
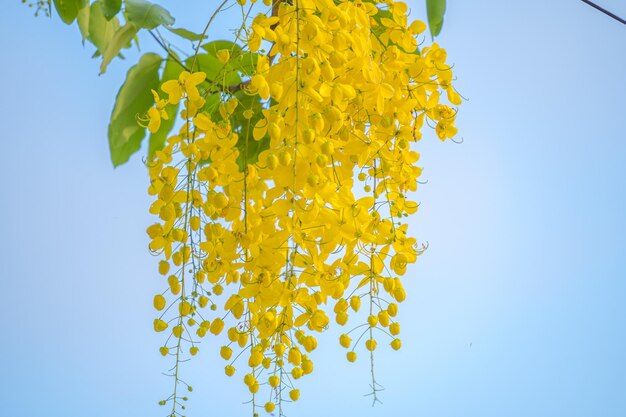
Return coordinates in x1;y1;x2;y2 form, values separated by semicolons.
1;1;625;416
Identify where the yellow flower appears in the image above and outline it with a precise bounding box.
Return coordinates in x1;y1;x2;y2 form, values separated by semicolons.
410;20;427;34
250;74;270;100
161;71;206;105
178;301;192;316
158;260;169;275
289;389;300;401
365;339;377;351
172;325;183;338
288;348;302;366
210;318;224;335
216;49;230;64
291;367;303;379
147;107;161;133
274;343;286;357
153;319;168;332
146;0;461;407
302;359;314;374
153;294;166;311
388;303;398;317
220;346;232;360
248;350;263;367
378;310;390;327
436;121;459;141
269;375;280;388
390;253;408;275
390;338;402;350
243;373;255;386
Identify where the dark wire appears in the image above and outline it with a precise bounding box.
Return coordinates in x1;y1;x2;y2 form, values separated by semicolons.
581;0;626;25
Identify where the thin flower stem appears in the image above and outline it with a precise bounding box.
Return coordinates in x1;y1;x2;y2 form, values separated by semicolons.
148;30;190;71
191;0;230;72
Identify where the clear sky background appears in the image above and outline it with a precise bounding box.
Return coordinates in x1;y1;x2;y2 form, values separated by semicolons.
1;1;625;416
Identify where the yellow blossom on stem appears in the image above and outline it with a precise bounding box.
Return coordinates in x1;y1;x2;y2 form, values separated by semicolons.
146;0;461;414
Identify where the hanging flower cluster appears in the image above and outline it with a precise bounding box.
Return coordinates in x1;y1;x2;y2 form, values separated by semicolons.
145;0;460;415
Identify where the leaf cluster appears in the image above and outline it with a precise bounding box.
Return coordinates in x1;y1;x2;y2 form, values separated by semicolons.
41;0;446;167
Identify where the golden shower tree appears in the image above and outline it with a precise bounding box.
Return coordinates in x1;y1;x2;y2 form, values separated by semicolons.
28;0;459;415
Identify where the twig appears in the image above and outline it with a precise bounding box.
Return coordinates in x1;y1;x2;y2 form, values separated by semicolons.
148;30;190;71
227;79;251;93
191;0;230;72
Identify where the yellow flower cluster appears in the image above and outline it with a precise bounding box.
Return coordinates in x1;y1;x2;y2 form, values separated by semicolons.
145;0;460;414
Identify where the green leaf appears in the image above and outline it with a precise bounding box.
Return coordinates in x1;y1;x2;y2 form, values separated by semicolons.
100;22;138;74
197;90;265;170
426;0;446;39
231;92;269;171
201;40;258;76
109;53;162;167
125;0;175;30
204;94;222;116
166;26;206;41
53;0;87;24
362;4;419;53
201;40;242;56
100;0;121;20
89;2;120;54
232;52;258;76
148;56;184;160
187;54;241;87
76;1;90;41
360;4;417;53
